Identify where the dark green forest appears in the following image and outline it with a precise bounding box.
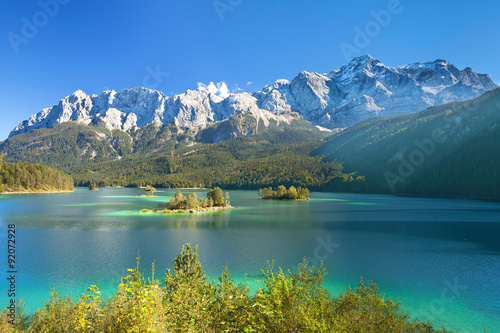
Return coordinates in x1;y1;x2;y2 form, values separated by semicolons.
315;88;500;199
70;144;352;190
0;155;74;193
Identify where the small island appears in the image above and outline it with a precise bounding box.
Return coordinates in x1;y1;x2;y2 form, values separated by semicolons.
139;186;158;197
88;183;99;190
140;187;233;214
258;185;310;200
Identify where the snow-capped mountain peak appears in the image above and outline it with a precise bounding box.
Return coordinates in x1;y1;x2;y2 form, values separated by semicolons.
10;56;498;137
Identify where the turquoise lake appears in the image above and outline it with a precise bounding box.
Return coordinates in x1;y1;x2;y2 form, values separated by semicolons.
1;188;499;332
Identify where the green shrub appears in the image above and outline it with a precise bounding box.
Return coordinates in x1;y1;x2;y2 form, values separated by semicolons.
1;245;450;333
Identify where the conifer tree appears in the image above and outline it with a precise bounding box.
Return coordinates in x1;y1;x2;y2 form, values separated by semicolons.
172;244;205;283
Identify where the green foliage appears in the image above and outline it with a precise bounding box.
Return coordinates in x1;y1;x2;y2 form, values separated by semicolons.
207;187;227;206
0;122;121;168
0;245;450;333
259;185;310;200
160;188;229;210
252;260;332;332
186;192;198;209
142;185;157;196
171;190;186;208
0;160;74;193
332;280;450;332
169;244;205;285
28;289;80;333
102;255;165;332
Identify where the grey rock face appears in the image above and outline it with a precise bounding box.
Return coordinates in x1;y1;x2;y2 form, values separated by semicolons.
10;56;497;137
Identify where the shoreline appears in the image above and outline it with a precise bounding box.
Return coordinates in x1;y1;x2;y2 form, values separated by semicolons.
0;189;75;195
260;198;309;201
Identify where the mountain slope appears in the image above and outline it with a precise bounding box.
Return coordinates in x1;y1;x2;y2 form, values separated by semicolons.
66;125;345;189
256;56;497;129
10;56;497;138
0;113;327;168
314;88;500;199
1;113;344;189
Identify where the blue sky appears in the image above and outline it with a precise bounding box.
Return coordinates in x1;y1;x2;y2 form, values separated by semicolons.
0;0;499;140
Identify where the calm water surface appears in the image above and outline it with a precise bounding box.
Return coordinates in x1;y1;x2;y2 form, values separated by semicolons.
1;188;499;332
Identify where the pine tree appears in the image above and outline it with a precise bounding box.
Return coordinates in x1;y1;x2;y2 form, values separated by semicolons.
171;244;205;284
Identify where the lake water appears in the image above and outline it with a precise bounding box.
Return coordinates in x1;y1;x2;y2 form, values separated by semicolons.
1;188;499;332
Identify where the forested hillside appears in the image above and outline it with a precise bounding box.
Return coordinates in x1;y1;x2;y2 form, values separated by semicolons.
315;88;500;199
0;155;74;193
69;136;354;190
0;115;324;169
0;116;361;190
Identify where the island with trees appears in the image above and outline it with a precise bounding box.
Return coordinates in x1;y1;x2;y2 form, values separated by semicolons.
140;187;233;214
258;185;310;200
0;154;74;194
139;185;158;197
88;183;99;191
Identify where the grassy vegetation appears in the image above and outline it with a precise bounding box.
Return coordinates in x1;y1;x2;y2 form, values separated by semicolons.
1;244;450;333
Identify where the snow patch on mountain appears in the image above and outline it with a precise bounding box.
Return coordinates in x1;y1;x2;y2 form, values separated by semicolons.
9;56;498;138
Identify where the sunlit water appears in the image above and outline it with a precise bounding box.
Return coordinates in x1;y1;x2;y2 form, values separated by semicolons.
1;188;499;332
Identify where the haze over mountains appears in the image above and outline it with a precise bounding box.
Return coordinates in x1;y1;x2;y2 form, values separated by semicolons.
10;55;497;138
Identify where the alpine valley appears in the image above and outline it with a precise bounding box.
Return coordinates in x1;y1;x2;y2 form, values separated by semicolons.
1;55;499;198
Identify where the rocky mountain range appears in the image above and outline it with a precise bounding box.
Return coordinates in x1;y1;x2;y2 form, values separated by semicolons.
10;55;497;138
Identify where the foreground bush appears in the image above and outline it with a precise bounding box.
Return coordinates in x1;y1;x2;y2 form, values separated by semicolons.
1;244;450;332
